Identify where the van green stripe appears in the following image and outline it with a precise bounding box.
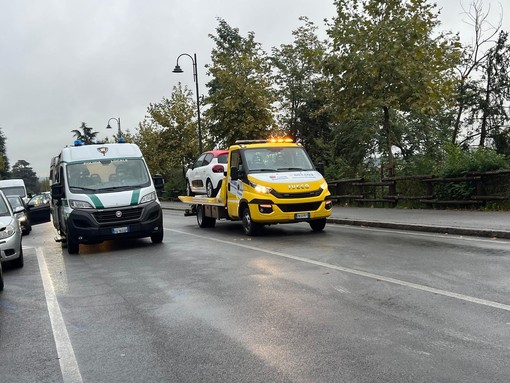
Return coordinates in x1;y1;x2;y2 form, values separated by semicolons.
131;190;140;205
89;195;104;209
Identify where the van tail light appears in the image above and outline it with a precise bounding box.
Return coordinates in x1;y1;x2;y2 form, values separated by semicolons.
212;165;224;173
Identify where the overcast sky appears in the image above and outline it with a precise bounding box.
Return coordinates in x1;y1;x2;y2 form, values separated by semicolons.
0;0;507;178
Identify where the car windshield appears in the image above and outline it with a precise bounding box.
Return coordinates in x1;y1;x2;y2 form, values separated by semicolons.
0;196;11;216
67;158;151;192
242;147;315;172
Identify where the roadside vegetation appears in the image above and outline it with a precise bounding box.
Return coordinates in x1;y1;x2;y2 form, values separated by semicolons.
1;0;508;202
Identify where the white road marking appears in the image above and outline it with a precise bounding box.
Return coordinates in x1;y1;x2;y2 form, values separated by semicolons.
36;247;83;383
168;228;510;312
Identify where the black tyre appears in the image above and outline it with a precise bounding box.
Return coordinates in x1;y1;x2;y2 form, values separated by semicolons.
242;206;261;236
0;263;4;291
309;218;326;232
151;231;164;244
206;179;215;197
11;245;24;268
196;205;216;228
186;180;195;196
66;229;79;254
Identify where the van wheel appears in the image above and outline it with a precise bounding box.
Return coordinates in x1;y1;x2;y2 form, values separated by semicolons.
186;180;194;196
196;205;216;228
206;179;215;197
151;231;164;244
309;219;326;232
66;230;79;254
242;206;261;236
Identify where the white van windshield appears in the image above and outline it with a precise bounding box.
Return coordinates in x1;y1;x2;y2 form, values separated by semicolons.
0;186;26;198
67;158;150;191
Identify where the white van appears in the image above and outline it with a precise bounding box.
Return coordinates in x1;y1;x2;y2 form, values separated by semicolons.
50;142;164;254
0;179;28;203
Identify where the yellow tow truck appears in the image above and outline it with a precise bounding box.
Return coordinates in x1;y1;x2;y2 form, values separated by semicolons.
179;138;333;235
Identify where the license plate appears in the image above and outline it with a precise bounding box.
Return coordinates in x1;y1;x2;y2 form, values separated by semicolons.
112;226;129;234
295;213;310;219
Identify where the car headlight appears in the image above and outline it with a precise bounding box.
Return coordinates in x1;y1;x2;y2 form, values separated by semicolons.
249;181;272;194
140;191;156;204
69;199;94;209
0;224;17;239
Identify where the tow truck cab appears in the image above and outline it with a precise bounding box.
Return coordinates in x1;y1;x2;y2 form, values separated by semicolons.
182;138;333;235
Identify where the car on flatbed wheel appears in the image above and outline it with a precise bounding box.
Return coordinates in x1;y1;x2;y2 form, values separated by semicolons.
185;150;228;197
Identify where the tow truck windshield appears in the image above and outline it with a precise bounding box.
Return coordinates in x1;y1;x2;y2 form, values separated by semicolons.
242;147;315;172
67;158;150;192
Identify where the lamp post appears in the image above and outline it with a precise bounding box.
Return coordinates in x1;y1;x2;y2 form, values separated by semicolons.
106;117;123;141
172;53;203;154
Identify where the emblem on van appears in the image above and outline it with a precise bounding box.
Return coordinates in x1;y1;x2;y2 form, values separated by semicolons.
116;211;122;218
97;147;109;156
289;184;310;190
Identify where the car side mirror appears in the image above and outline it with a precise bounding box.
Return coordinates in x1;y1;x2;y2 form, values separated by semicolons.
13;206;24;213
152;174;164;190
316;163;325;176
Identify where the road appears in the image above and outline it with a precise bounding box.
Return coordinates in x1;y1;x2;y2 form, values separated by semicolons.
1;209;509;382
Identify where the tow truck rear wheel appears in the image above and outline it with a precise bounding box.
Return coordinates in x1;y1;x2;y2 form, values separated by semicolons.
196;205;216;228
242;206;261;236
309;218;326;232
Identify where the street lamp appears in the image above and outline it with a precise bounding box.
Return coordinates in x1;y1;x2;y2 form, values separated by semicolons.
172;53;203;154
106;117;123;142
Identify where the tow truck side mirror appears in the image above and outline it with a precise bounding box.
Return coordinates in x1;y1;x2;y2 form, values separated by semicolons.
230;166;239;181
316;163;325;176
51;183;64;200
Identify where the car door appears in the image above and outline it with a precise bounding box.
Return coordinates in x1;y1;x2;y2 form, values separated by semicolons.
189;153;206;192
27;195;51;225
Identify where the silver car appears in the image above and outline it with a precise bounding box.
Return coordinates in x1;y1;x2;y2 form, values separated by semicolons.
0;190;23;268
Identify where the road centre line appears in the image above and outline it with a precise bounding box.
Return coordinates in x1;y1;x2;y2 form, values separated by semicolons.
168;228;510;312
36;247;83;383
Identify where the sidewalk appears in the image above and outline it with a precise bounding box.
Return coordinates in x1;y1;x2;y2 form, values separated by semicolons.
161;201;510;239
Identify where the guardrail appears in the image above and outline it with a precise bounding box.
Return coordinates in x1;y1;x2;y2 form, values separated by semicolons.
328;169;510;208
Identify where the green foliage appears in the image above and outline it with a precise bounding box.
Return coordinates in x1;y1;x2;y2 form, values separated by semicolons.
135;84;198;181
440;144;510;177
0;128;8;178
325;0;461;169
204;18;276;147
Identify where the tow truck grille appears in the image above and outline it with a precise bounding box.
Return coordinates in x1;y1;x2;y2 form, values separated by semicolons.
94;207;143;223
271;189;322;199
277;202;321;212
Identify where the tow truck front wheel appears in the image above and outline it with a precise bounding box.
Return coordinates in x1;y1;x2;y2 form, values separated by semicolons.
309;218;326;232
242;206;262;236
196;205;216;228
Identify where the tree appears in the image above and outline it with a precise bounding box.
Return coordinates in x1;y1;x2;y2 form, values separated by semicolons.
0;128;9;179
204;18;276;147
71;122;99;145
451;0;503;144
271;17;332;161
135;83;198;180
325;0;461;176
11;160;39;193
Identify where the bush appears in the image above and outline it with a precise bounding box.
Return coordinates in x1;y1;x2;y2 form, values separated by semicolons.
440;145;510;177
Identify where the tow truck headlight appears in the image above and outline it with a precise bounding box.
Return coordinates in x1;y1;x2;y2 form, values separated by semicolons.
249;181;272;194
69;200;94;209
0;224;16;239
140;191;156;204
320;181;329;191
